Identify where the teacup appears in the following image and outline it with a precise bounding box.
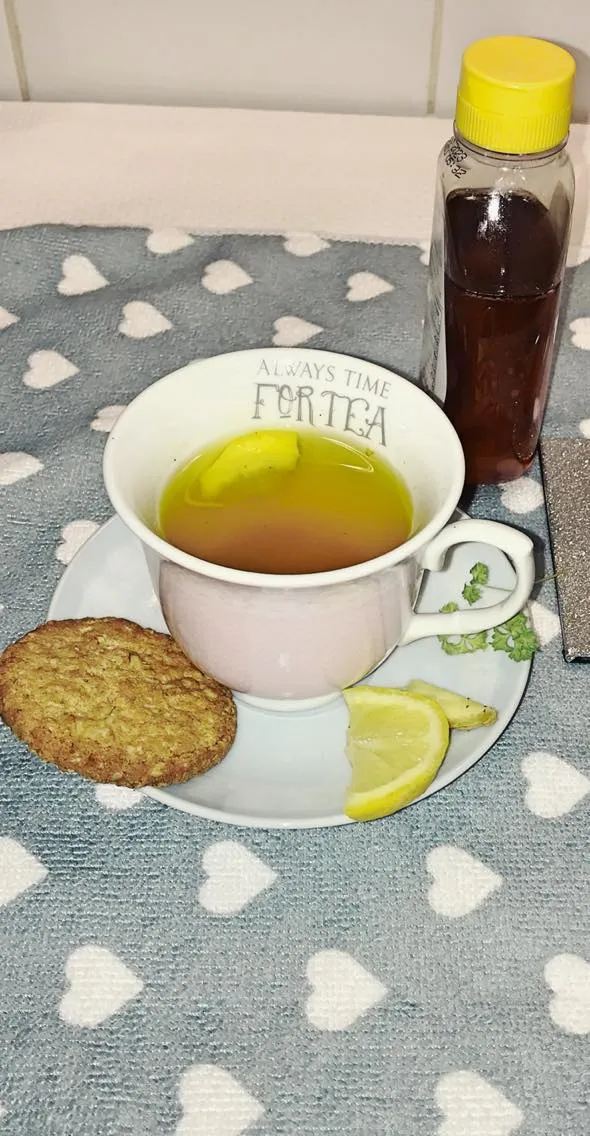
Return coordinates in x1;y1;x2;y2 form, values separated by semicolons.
103;347;535;711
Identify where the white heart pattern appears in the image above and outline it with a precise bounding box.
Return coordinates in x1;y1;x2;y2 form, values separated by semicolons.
272;315;322;347
198;840;277;915
436;1070;523;1136
59;944;143;1028
0;451;43;486
580;418;590;438
568;244;590;267
176;1064;264;1136
201;260;253;295
91;405;126;433
570;316;590;349
283;232;330;257
56;520;100;565
119;301;172;339
522;751;590;818
23;350;79;390
146;228;194;254
58;254;108;296
528;600;561;646
544;953;590;1035
0;837;48;908
418;240;430;266
426;845;502;918
95;784;143;811
305;949;387;1031
499;477;544;514
346;271;394;302
0;305;18;329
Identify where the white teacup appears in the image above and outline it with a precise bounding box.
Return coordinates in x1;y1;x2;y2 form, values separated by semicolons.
104;347;535;711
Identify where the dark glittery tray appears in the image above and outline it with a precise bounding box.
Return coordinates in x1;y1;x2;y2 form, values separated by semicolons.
540;437;590;661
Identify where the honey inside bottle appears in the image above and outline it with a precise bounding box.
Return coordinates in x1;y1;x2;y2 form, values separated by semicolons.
443;187;569;484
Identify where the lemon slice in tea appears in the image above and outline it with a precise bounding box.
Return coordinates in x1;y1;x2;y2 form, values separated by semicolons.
199;429;300;499
343;686;450;822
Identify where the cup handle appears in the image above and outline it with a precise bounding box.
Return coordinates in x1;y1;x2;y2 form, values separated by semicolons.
400;519;535;646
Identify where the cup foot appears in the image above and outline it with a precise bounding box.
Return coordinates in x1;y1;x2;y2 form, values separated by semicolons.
234;691;342;714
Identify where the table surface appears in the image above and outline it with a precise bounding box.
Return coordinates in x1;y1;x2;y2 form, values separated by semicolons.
0;103;589;1136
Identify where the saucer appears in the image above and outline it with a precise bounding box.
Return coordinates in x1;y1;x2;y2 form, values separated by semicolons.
48;516;531;829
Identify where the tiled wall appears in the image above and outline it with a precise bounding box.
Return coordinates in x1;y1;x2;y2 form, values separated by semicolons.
1;0;589;120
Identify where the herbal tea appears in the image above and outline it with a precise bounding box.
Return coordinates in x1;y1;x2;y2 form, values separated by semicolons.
159;429;413;574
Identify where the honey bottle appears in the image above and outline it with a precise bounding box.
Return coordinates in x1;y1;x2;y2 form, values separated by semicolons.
420;36;575;484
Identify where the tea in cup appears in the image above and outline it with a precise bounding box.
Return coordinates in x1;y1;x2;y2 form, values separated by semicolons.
159;426;414;574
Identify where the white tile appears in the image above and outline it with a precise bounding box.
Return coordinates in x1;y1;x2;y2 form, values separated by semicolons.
15;0;435;114
436;1;590;123
0;5;21;98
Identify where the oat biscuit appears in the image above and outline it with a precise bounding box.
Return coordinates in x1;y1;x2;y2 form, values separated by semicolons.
0;617;237;787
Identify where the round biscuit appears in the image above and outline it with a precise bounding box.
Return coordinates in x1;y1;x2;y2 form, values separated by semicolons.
0;617;237;787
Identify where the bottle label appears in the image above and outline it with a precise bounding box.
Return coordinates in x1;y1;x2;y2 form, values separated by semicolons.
419;177;447;402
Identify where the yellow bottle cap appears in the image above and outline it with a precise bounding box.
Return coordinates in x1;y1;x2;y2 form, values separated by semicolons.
455;36;575;155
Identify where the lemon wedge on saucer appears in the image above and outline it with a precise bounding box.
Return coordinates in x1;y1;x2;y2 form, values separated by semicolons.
343;686;450;822
200;429;300;499
406;679;497;730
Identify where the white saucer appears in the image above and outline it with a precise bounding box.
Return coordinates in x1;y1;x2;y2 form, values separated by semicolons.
48;516;531;829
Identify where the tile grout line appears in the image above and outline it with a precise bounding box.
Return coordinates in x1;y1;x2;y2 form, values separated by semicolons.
426;0;445;115
3;0;29;100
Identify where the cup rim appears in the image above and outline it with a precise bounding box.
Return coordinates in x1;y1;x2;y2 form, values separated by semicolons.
103;349;466;590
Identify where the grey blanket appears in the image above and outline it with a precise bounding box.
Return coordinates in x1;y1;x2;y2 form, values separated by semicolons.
0;225;588;1135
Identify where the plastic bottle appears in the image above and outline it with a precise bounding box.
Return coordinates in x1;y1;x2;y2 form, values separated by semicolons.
420;36;575;484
